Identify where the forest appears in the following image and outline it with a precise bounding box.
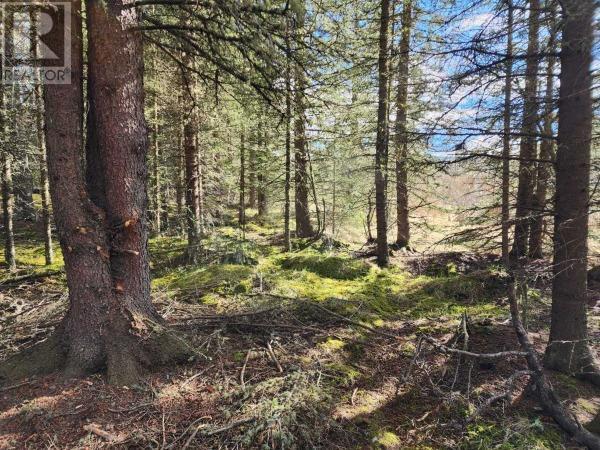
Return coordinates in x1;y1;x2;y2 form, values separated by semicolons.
0;0;598;448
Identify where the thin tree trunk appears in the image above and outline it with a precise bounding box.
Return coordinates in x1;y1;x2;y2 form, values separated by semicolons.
511;0;540;262
501;0;514;267
544;0;600;384
31;12;53;266
284;21;292;250
184;118;201;260
375;0;391;267
176;122;185;230
394;0;413;249
293;13;314;238
1;84;16;272
528;8;556;260
152;94;161;235
257;127;268;220
239;126;246;226
195;132;205;236
332;154;336;235
248;135;257;209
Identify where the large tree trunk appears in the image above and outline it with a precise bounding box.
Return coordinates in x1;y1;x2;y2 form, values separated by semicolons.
374;0;391;267
1;85;16;273
544;0;599;384
501;0;514;267
511;0;540;262
0;0;191;386
394;0;413;249
528;9;556;260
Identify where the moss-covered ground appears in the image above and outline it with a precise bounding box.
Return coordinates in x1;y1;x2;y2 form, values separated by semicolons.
0;218;598;449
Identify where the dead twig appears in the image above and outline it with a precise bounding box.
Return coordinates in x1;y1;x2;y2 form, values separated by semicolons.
240;349;251;390
266;340;283;373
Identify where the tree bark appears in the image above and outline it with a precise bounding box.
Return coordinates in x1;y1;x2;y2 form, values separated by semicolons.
374;0;391;267
184;118;201;261
293;12;314;238
528;8;556;260
43;0;114;378
152;93;161;235
501;0;513;267
511;0;540;262
1;85;16;273
248;134;257;209
544;0;600;384
257;126;268;220
30;12;54;266
394;0;412;249
239;126;246;226
284;20;292;250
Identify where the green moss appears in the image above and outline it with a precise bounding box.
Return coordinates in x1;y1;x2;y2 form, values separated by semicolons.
319;337;345;351
462;420;562;449
152;264;253;300
279;252;370;280
373;430;401;449
326;363;361;386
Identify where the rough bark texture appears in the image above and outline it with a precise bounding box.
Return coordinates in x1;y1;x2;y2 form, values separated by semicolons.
528;9;556;260
0;84;16;273
501;0;513;267
374;0;391;267
0;0;192;386
544;0;599;384
44;0;113;377
394;0;412;249
511;0;540;262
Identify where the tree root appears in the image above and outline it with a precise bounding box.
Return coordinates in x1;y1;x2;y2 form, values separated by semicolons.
0;315;196;387
507;280;600;449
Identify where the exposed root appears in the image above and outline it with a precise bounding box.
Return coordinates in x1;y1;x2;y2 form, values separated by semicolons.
0;331;66;383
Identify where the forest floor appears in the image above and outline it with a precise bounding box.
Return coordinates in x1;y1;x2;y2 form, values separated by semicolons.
0;215;599;449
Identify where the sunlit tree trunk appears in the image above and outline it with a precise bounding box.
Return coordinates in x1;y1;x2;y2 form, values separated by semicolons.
544;0;599;384
1;84;16;273
394;0;413;249
511;0;540;262
501;0;513;267
528;7;556;260
374;0;391;266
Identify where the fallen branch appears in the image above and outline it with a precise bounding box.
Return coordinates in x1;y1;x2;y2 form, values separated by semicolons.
467;370;532;423
83;423;125;443
266;340;283;373
0;270;63;290
507;279;600;449
421;335;528;360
